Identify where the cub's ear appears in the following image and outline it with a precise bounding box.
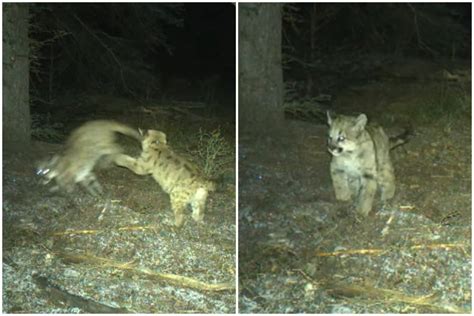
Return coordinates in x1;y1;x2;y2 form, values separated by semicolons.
355;114;368;129
327;111;333;125
156;136;166;145
156;131;167;145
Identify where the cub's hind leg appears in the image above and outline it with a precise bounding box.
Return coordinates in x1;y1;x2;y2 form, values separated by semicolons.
191;188;208;223
379;164;396;201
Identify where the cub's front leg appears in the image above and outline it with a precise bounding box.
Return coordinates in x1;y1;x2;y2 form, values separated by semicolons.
330;165;352;201
114;154;149;176
356;175;377;216
170;192;187;227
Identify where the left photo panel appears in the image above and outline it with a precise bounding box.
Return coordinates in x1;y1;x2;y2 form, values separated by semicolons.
3;3;236;313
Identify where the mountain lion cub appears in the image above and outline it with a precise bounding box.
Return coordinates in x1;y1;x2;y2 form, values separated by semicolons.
327;112;407;217
37;120;142;195
114;129;215;227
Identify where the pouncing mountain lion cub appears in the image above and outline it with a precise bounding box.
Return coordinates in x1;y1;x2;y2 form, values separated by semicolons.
37;120;142;195
114;129;215;227
327;112;409;217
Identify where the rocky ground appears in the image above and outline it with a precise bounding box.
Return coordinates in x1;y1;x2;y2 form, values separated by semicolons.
3;101;236;313
239;58;471;313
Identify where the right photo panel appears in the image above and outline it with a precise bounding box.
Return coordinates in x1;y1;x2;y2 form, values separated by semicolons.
239;3;471;313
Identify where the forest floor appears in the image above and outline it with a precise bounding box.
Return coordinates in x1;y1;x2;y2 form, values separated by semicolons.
3;98;236;313
239;57;471;313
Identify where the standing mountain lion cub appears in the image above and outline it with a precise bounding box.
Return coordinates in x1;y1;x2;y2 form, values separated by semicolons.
37;120;142;195
327;112;407;216
114;129;215;227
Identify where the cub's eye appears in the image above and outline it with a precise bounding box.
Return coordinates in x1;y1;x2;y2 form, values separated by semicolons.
337;136;345;142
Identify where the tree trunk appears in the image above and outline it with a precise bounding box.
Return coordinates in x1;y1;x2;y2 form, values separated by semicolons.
3;3;30;150
239;3;284;134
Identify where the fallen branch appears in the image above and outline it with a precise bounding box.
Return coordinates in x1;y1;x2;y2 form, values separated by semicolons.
59;253;234;292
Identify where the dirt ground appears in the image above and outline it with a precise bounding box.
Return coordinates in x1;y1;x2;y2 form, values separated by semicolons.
239;58;471;313
3;102;236;313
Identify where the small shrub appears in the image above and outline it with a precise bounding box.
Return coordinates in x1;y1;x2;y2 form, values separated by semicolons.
190;128;233;178
414;83;470;124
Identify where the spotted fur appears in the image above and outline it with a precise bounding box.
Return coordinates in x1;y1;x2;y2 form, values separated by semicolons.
115;129;215;227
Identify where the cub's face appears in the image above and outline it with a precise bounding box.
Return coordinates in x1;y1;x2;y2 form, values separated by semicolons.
140;129;167;149
36;155;60;183
327;113;367;157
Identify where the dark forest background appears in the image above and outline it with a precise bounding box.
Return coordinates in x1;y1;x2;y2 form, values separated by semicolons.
282;3;470;99
239;3;470;132
29;3;235;116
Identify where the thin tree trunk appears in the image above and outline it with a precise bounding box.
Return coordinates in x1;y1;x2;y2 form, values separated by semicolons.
3;3;30;149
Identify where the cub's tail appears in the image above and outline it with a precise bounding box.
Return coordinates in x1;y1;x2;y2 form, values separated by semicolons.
389;128;413;150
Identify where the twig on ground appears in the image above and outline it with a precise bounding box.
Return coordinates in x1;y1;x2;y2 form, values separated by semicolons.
316;248;385;257
316;243;467;257
52;225;160;236
326;282;466;313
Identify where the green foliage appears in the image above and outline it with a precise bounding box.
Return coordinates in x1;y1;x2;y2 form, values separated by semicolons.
189;128;233;178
